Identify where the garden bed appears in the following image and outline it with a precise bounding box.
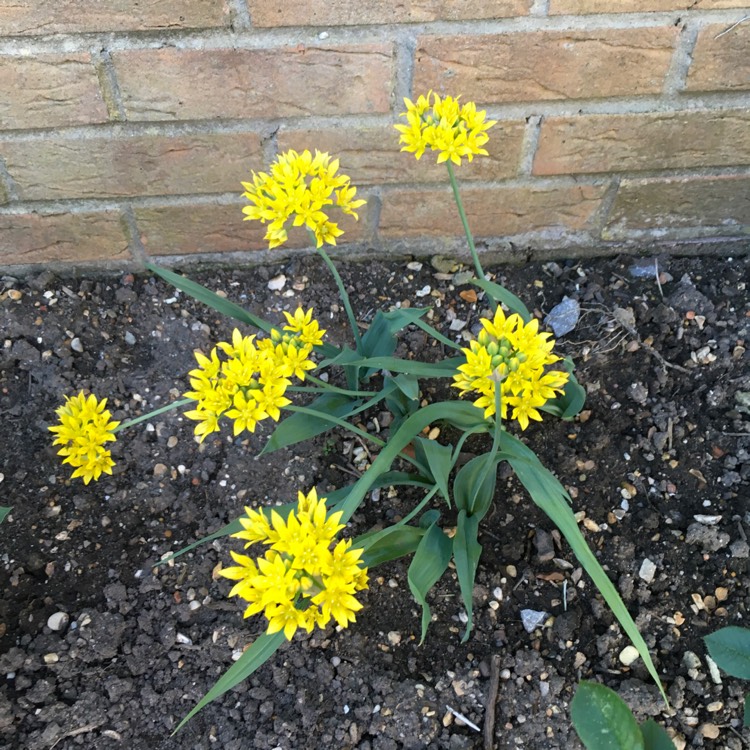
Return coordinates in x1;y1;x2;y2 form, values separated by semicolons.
1;252;748;750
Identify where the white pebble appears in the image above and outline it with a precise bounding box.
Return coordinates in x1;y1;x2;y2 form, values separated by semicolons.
520;609;548;633
70;337;83;353
638;558;657;584
619;645;640;666
267;274;286;291
47;612;69;631
415;285;431;297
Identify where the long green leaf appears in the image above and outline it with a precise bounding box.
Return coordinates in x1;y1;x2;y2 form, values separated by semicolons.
571;682;645;750
173;630;286;733
361;308;426;359
335;355;464;379
641;719;677;750
408;523;453;643
705;627;750;679
0;506;10;524
472;278;531;322
541;367;586;420
413;437;454;504
453;510;482;643
502;433;667;705
358;525;425;567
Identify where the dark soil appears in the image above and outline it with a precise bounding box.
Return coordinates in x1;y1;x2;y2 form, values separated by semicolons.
0;253;749;750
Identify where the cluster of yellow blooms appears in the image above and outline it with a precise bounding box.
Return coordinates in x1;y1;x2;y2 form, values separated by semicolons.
184;308;325;441
241;149;366;250
220;488;368;640
452;308;570;430
394;91;497;166
49;391;120;484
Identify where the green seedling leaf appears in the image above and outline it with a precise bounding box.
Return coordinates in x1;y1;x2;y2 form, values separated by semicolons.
413;437;454;504
472;278;531;322
453;510;482;643
393;373;420;402
0;506;10;524
452;453;506;518
408;523;452;643
501;431;668;706
419;509;441;528
571;682;645;750
261;393;362;455
357;525;425;567
541;370;587;420
173;629;286;733
359;308;428;368
705;626;750;679
641;719;677;750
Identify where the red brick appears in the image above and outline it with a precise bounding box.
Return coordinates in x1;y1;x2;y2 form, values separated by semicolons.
549;0;746;12
0;0;226;34
603;175;750;239
379;184;606;238
0;54;108;131
277;122;526;185
247;0;529;26
113;45;394;122
137;199;371;256
685;22;750;93
0;212;129;265
2;133;263;200
414;27;677;103
534;110;750;175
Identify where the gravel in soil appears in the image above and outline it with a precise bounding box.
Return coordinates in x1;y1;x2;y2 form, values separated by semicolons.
0;254;749;750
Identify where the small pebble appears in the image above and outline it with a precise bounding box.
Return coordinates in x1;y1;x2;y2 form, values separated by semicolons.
387;631;401;646
638;558;657;584
267;274;286;291
43;653;59;664
124;331;136;345
699;723;720;739
47;612;69;631
619;645;640;666
520;609;548;633
70;337;83;353
153;463;168;478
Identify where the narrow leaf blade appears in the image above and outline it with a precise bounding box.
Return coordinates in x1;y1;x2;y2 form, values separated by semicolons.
453;510;482;643
472;278;531;322
0;506;10;524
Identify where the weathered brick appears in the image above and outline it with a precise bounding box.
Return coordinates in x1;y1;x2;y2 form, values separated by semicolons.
0;54;108;131
603;175;750;239
113;45;394;122
137;200;370;255
534;110;750;175
414;27;677;102
0;0;226;34
277;121;526;184
549;0;746;13
247;0;529;26
379;184;606;237
0;212;129;265
2;133;263;200
685;22;750;93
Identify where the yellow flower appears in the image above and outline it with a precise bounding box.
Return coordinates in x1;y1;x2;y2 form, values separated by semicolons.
283;307;326;347
394;91;496;166
219;488;368;641
49;391;120;484
242;149;366;250
452;307;569;429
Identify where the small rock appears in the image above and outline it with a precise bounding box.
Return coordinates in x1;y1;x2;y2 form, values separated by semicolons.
153;463;168;478
638;558;657;584
47;612;69;631
43;653;59;664
545;296;580;337
406;261;423;271
693;514;722;525
267;274;286;291
387;631;401;646
699;723;720;739
729;539;749;558
520;609;548;633
70;337;83;353
685;523;730;552
415;285;431;298
619;645;640;666
124;331;136;345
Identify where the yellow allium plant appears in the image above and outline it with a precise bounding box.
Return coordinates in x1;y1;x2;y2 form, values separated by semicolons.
220;488;368;640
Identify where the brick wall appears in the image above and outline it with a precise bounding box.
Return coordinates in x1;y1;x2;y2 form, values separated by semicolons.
1;1;749;271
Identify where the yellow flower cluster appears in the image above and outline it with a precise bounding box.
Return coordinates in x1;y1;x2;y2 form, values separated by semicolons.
220;488;369;640
452;308;570;430
394;91;497;166
241;149;366;250
183;309;325;442
49;391;120;484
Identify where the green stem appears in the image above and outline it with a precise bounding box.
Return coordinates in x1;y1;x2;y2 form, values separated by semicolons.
445;162;496;313
115;398;192;432
291;374;372;397
314;244;363;353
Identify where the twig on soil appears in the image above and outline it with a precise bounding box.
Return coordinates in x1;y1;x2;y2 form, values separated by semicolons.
654;258;665;301
483;654;502;750
50;722;106;748
446;705;481;733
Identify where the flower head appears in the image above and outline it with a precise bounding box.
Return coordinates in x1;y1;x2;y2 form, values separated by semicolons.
241;149;366;250
394;91;497;166
452;308;569;430
183;310;324;441
49;391;120;484
220;488;368;641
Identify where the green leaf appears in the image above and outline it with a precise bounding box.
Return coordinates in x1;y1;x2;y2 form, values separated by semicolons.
0;506;10;524
338;355;464;379
705;627;750;679
571;682;645;750
413;437;454;504
641;719;677;750
501;431;668;706
261;393;362;455
393;373;420;401
358;525;425;567
408;523;453;643
453;510;482;643
452;453;501;518
155;517;244;566
173;630;286;733
541;369;587;420
472;278;532;322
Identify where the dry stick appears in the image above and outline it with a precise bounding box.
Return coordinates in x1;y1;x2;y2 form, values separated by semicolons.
483;653;502;750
